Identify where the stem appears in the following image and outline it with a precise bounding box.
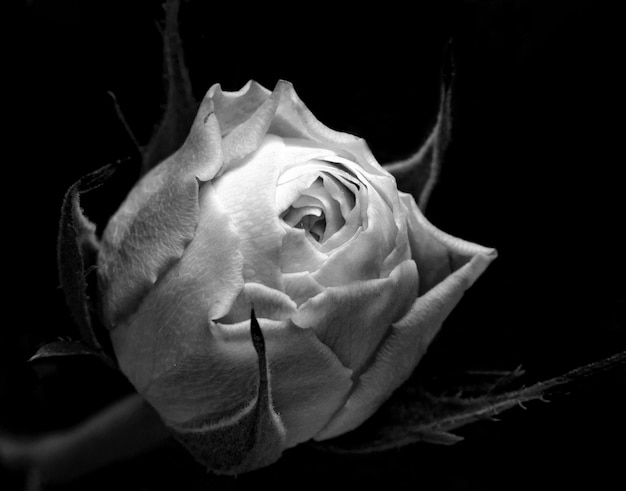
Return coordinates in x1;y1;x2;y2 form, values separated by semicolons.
0;394;170;484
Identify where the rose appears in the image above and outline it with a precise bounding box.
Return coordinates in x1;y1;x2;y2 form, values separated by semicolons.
97;80;496;473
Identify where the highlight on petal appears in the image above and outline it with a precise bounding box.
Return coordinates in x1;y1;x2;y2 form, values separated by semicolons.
212;137;287;292
315;249;496;441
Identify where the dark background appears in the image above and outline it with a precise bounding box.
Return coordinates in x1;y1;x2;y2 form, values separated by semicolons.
3;0;625;489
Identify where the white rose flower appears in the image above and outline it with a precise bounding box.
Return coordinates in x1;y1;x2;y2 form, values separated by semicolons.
97;80;496;474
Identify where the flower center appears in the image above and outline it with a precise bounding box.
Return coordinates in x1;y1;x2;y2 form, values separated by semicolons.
280;175;354;244
296;214;326;242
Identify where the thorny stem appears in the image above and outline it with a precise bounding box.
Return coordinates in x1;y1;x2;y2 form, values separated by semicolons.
1;353;623;483
413;351;626;438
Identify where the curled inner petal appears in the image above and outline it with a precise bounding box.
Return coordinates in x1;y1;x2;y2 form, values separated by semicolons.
278;169;358;252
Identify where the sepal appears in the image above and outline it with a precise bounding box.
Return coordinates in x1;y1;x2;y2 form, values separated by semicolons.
28;340;117;369
169;310;286;475
142;0;198;174
57;161;119;351
384;40;454;210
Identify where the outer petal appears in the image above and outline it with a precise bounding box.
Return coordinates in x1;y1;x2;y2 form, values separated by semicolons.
293;260;419;376
143;319;353;449
316;246;496;440
221;81;289;167
168;311;286;475
206;80;272;136
400;192;496;294
110;180;243;391
99;102;223;326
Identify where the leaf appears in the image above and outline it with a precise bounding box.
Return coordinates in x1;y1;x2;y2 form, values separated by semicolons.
169;309;286;475
314;351;626;454
383;39;455;211
28;340;116;368
142;0;199;174
57;162;120;351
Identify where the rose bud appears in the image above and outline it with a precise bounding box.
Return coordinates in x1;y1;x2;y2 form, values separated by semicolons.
97;80;496;474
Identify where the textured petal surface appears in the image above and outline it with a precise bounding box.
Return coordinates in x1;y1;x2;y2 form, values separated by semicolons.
221;81;289;167
99;106;223;326
316;248;496;440
293;260;418;376
143;319;353;449
110;180;244;391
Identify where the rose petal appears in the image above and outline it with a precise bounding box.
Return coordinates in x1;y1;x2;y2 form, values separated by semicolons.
168;310;286;475
143;319;353;448
293;260;418;376
318;175;363;252
279;222;328;274
109;180;244;390
301;179;344;239
315;250;496;440
313;185;397;286
275;172;319;215
400;193;496;294
282;204;323;227
323;154;402;213
282;272;325;306
221;81;290;167
218;282;298;324
212;137;287;291
99;105;224;326
380;202;412;278
207;80;271;136
321;173;355;217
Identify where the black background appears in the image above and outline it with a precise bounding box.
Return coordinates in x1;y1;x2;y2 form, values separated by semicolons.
3;0;625;489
